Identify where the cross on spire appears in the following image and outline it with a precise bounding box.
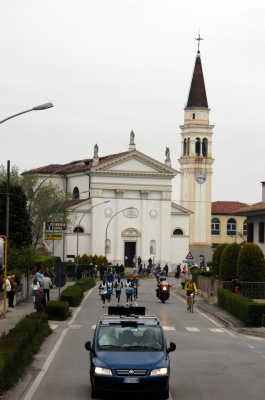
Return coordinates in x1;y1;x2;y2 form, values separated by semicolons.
195;32;203;54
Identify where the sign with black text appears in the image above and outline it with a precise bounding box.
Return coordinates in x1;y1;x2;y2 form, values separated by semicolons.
45;222;67;232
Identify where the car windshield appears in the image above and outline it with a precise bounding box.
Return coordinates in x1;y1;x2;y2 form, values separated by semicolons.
97;326;163;350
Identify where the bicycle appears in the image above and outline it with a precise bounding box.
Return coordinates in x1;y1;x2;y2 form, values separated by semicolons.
187;292;194;313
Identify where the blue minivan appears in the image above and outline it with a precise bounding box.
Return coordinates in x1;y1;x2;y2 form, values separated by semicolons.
85;307;176;399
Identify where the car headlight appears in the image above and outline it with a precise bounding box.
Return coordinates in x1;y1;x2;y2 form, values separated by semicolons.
150;368;168;376
94;367;112;376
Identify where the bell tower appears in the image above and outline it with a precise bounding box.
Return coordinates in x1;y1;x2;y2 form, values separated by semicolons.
178;47;214;265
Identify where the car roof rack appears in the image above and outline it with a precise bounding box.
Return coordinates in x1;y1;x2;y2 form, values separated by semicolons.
108;306;146;316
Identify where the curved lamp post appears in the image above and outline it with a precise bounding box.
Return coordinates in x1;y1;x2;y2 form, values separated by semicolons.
0;103;53;318
0;102;53;124
76;200;111;265
51;190;90;267
105;207;134;260
28;162;84;218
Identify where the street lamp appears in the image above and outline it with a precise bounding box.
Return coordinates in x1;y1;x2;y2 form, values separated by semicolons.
28;162;85;218
0;102;53;124
76;200;111;265
105;207;134;259
51;190;90;267
0;103;53;318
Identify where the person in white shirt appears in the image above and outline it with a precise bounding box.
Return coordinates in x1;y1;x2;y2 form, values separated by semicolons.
99;328;117;346
114;277;123;306
125;279;133;306
31;277;40;305
99;279;107;308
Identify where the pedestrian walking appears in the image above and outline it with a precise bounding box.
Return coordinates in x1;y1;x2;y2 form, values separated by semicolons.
36;268;44;286
41;272;52;302
3;275;11;305
180;270;186;289
31;277;40;306
8;275;17;308
35;287;46;312
163;263;169;277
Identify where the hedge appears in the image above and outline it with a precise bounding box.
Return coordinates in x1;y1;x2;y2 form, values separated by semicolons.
60;285;83;307
45;301;71;321
0;313;52;390
218;289;265;326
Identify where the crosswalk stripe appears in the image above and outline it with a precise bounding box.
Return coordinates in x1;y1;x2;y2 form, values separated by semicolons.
209;328;224;333
185;327;200;331
163;326;176;330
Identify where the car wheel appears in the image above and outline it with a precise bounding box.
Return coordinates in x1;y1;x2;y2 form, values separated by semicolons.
159;388;169;399
91;384;101;399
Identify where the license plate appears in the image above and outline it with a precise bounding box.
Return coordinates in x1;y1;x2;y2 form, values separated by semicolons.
124;377;139;383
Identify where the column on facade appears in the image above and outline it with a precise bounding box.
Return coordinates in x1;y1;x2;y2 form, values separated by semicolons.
140;190;149;265
160;192;171;268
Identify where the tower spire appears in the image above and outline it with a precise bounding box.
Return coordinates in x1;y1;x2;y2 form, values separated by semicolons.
186;53;208;108
195;32;203;54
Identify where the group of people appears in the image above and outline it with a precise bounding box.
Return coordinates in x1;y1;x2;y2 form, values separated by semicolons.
2;274;17;308
98;273;140;307
31;267;56;311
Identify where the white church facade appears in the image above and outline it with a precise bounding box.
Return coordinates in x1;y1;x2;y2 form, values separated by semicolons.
36;134;191;270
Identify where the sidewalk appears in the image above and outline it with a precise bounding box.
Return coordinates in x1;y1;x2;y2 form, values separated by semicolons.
0;282;75;336
174;281;265;339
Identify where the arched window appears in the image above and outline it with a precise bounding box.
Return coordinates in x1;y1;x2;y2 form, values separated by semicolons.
243;219;247;236
202;138;208;156
73;187;79;199
211;218;220;235
173;228;183;235
227;218;236;236
195;138;201;156
73;226;84;233
183;138;187;156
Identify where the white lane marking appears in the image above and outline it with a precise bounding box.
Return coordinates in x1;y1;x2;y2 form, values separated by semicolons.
69;325;81;329
49;325;58;330
23;328;68;400
92;325;96;329
164;326;176;331
209;328;224;333
245;336;265;341
247;345;255;349
68;287;94;325
186;327;200;332
172;292;236;337
135;301;139;306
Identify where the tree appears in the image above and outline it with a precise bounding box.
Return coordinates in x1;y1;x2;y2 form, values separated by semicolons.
219;242;241;280
237;243;265;282
0;164;76;247
211;243;228;278
0;181;32;246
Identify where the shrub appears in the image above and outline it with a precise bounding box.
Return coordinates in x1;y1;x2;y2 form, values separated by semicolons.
237;243;265;282
211;243;228;278
0;312;52;390
218;289;265;326
60;285;83;306
45;301;71;321
219;242;241;280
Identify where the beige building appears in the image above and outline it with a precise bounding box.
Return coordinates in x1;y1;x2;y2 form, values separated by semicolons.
211;201;247;249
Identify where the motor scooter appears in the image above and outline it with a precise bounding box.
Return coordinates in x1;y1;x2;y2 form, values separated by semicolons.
156;280;172;303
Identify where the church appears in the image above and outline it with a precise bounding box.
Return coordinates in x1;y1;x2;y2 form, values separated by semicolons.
33;49;213;270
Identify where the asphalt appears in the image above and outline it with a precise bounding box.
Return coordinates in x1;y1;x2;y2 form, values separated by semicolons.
1;277;265;339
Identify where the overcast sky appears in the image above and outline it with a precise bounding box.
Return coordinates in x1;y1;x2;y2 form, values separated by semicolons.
1;0;264;205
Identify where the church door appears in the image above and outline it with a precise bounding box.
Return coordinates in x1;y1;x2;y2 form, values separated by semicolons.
124;242;136;268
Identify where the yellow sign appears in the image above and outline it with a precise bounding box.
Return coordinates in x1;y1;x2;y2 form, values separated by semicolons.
45;233;63;240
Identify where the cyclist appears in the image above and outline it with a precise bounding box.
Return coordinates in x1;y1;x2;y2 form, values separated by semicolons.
130;274;140;300
114;277;123;306
184;277;197;310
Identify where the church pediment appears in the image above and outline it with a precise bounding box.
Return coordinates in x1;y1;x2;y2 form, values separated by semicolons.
171;202;193;215
91;150;178;177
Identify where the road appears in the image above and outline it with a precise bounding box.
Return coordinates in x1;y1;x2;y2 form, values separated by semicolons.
8;276;265;400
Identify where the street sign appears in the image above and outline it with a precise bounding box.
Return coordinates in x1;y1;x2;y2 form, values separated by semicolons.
186;252;194;260
45;222;67;232
45;233;63;240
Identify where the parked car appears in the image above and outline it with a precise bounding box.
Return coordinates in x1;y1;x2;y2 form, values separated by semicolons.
85;307;176;399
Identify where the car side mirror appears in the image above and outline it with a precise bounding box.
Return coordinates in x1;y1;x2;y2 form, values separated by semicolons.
167;342;176;354
85;341;93;352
